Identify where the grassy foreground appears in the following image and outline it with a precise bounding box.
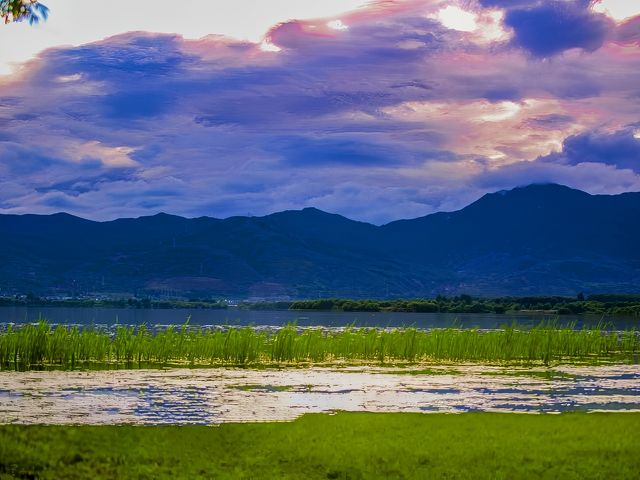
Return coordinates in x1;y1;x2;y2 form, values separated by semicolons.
1;413;639;479
2;321;638;369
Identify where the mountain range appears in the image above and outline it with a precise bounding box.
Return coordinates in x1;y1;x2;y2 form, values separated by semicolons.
1;184;639;298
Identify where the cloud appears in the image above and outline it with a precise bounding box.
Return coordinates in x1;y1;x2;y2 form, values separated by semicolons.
543;128;640;171
269;135;419;167
521;113;575;129
615;16;640;44
478;0;536;7
504;1;614;56
0;0;638;223
474;159;640;195
0;143;63;175
473;125;640;194
103;91;175;119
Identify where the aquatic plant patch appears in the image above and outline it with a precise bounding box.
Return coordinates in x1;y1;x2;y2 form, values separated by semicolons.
0;321;637;369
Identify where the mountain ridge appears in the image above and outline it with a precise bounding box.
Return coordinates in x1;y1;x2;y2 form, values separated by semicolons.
1;184;639;298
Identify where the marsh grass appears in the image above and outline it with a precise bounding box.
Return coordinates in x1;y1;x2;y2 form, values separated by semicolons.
0;320;637;370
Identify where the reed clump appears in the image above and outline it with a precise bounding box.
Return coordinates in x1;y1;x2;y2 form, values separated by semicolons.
0;321;637;370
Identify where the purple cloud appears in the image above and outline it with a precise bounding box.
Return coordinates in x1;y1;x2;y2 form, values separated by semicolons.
504;1;614;57
544;128;640;172
615;16;640;44
478;0;536;7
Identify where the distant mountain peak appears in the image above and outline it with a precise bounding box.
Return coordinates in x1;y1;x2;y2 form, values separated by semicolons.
1;183;639;297
265;206;344;220
492;183;585;196
469;183;591;209
147;212;183;219
512;183;587;194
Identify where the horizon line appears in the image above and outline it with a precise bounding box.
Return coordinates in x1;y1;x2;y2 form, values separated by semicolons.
2;183;639;226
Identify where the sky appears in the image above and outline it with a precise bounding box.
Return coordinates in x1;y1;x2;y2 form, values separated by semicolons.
0;0;639;224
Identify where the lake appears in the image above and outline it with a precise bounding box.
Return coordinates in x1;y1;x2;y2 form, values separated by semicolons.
0;306;637;330
2;307;638;426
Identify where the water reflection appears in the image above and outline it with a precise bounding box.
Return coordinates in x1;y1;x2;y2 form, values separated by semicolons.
1;306;637;330
0;365;638;425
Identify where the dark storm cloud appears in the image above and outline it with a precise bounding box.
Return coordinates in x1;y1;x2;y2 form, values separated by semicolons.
0;142;63;174
544;128;640;171
270;135;418;167
504;1;614;57
36;33;193;80
35;169;138;196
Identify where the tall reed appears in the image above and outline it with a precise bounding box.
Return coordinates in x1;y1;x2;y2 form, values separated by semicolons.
0;321;637;370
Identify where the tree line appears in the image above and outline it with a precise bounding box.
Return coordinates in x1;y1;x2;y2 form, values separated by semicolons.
288;295;640;316
0;295;227;310
3;294;640;316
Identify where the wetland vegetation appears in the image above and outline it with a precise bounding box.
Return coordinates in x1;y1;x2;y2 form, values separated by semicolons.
1;412;639;479
1;321;637;370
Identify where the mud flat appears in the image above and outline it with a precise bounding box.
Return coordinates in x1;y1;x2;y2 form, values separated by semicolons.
1;364;638;424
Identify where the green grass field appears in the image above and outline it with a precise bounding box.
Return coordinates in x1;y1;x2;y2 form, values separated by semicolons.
1;413;639;479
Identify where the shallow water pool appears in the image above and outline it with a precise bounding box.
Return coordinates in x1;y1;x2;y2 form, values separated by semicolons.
1;364;638;424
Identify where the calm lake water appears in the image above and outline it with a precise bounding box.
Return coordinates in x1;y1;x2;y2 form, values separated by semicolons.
0;306;637;330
